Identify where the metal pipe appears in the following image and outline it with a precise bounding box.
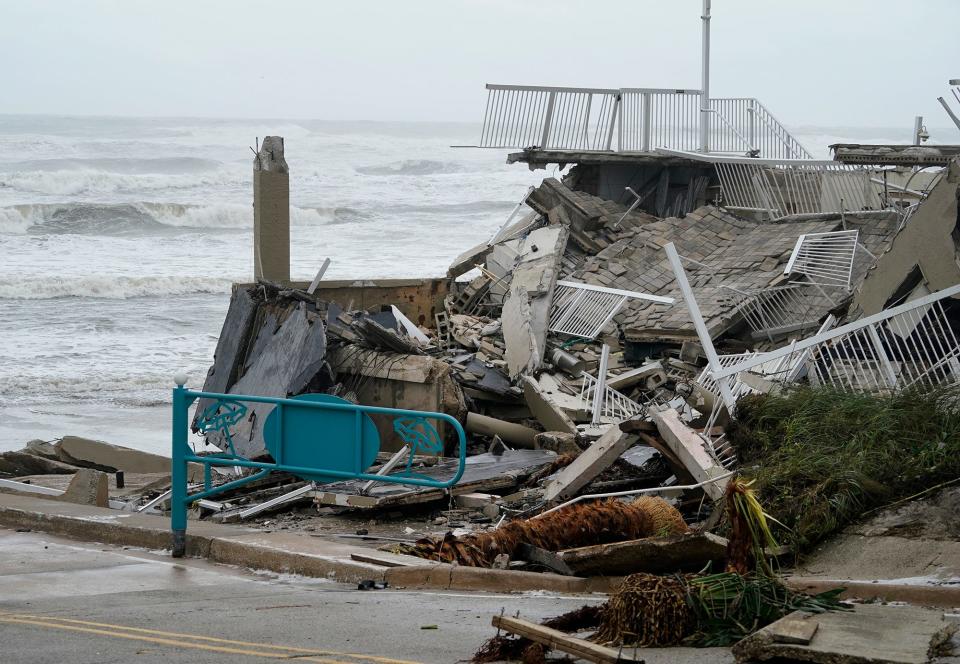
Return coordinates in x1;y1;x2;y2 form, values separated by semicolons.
534;470;736;519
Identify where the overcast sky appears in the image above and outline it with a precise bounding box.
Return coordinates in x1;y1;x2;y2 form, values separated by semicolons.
2;0;958;128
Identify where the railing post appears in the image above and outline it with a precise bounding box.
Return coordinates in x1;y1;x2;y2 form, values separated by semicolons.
170;376;189;558
748;99;757;152
866;324;899;389
642;93;652;151
605;94;621;151
540;91;556;149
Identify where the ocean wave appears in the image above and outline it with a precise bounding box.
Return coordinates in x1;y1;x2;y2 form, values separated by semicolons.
0;167;242;196
354;159;470;176
0;157;222;174
0;202;340;234
0;275;236;299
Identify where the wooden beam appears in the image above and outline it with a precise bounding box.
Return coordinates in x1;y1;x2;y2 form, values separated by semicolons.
491;615;642;664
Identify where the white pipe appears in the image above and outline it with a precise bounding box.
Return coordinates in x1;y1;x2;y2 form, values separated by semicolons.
533;470;736;519
700;0;712;153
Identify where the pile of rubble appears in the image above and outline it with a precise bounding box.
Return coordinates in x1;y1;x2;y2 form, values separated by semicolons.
138;157;958;577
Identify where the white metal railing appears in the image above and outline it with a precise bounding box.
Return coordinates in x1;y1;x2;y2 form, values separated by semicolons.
619;89;703;152
784;230;859;289
480;84;620;151
478;84;811;158
579;371;646;423
709;98;813;160
656;150;881;218
722;283;829;341
548;281;674;340
711;284;960;403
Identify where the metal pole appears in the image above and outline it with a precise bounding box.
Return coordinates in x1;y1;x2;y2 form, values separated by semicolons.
913;116;924;145
664;242;738;412
699;0;712;153
170;376;189;557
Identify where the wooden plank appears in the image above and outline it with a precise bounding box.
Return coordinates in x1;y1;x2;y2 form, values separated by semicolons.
543;428;635;503
770;616;819;645
492;615;642;664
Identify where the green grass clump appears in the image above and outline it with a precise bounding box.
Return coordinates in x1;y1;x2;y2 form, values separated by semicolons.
728;386;960;553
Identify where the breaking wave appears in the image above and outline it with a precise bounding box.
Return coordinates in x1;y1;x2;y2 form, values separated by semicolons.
0;167;242;196
354;159;470;176
0;275;236;300
0;157;223;174
0;202;342;235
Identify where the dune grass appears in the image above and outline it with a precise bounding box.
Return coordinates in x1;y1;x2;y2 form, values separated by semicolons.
727;386;960;553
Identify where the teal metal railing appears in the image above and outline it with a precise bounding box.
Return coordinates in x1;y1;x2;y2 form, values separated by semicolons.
170;380;467;556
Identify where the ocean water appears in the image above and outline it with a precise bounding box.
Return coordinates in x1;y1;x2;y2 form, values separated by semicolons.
0;116;929;454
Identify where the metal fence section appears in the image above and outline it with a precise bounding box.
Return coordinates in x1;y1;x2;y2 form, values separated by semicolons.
784;230;859;289
480;84;620;151
723;283;828;341
652;151;883;218
619;89;702;152
711;283;960;398
478;84;811;158
548;280;674;340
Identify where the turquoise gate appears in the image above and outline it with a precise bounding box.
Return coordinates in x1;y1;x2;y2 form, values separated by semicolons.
170;379;467;557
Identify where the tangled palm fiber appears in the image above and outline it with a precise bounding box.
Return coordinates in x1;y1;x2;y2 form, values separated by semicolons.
472;605;603;663
724;477;781;576
592;573;694;647
409;496;688;567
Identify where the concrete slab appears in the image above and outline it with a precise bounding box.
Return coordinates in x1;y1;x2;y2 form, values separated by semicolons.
732;604;954;664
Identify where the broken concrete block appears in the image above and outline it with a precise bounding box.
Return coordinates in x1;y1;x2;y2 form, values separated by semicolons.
543;428;636;503
502;225;568;379
329;346;466;452
60;468;109;507
732;604;954;664
606;362;667;392
534;431;581;455
522;376;577;433
0;450;79;477
651;408;729;501
456;493;497;509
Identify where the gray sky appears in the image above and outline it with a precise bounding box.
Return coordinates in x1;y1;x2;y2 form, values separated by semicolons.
3;0;958;128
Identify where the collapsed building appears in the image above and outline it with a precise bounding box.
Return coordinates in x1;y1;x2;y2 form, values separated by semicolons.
181;88;960;559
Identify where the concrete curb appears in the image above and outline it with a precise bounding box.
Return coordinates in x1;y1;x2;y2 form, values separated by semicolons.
786;576;960;609
0;492;608;593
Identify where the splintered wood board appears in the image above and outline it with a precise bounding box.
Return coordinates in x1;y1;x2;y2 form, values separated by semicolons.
492;615;643;664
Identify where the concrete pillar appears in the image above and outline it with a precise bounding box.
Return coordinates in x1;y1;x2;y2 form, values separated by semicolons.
253;136;290;283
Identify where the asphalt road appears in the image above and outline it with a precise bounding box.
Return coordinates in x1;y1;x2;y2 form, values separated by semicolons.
0;529;607;664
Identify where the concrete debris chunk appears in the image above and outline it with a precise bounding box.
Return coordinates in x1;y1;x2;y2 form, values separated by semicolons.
502;225;569;378
651;408;729;501
542;427;635;504
522;376;578;433
60;468;109;507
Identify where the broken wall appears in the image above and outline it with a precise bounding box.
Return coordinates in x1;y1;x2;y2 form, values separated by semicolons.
854;161;960;316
